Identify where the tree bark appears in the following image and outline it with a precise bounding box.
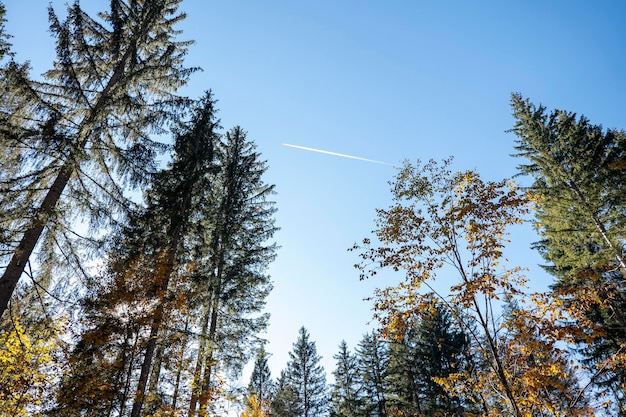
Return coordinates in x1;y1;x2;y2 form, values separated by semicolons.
197;276;222;417
0;162;73;318
188;301;211;416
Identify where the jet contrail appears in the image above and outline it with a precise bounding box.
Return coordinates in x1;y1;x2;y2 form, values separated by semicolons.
283;143;395;166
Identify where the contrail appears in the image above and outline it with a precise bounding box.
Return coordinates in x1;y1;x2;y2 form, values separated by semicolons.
283;143;395;166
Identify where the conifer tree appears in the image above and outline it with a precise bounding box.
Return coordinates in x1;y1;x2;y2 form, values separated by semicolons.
248;345;274;405
189;125;277;417
385;300;470;416
0;2;11;60
0;0;195;318
51;92;220;417
510;94;626;410
272;371;300;417
329;341;361;417
280;327;328;417
243;345;274;417
355;333;388;417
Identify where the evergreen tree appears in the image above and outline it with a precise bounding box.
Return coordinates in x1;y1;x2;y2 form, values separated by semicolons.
243;345;274;417
281;327;328;417
355;333;388;417
272;370;300;417
329;341;361;417
510;94;626;410
385;301;470;416
0;0;195;319
189;125;278;417
0;2;11;60
52;93;221;417
248;345;274;405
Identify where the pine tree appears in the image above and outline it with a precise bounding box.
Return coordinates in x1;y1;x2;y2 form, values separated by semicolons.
510;94;626;410
0;0;195;319
355;333;388;417
329;341;361;417
281;327;328;417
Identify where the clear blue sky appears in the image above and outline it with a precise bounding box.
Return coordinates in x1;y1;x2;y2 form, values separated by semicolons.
6;1;626;388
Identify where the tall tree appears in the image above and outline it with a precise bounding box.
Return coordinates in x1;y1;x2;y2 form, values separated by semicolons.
243;345;274;417
0;0;195;318
329;341;361;417
510;94;626;412
51;92;220;417
281;327;328;417
0;2;11;60
189;125;277;417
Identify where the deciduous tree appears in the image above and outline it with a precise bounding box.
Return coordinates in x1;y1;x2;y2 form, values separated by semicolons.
353;158;586;416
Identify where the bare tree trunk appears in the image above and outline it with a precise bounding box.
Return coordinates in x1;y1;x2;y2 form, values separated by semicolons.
145;342;164;413
119;331;140;417
0;163;73;318
197;277;221;417
188;302;211;417
172;317;189;411
130;248;175;417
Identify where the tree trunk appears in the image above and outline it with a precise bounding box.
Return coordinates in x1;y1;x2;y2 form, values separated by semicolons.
130;295;167;417
197;279;221;416
172;317;190;410
188;301;211;417
145;342;164;413
129;245;180;417
0;162;74;318
0;33;137;320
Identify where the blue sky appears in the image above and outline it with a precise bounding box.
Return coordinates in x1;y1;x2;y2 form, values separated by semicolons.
6;1;626;387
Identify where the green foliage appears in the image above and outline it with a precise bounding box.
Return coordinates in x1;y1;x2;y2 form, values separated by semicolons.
355;333;388;417
275;327;328;417
329;341;361;417
0;0;196;318
248;345;274;405
510;94;626;411
52;92;276;416
386;300;470;416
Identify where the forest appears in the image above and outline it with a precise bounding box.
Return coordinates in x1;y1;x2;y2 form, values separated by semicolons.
0;1;625;417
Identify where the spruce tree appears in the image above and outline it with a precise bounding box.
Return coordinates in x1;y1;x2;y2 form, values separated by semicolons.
272;370;300;417
52;92;220;417
281;327;328;417
386;301;470;416
0;0;195;318
329;341;361;417
355;333;388;417
510;94;626;409
189;125;277;417
248;345;274;404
